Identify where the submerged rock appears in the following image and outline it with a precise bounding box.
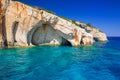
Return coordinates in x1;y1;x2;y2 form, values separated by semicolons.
0;0;107;47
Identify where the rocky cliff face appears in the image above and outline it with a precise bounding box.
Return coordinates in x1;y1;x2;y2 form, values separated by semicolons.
75;22;108;42
0;1;2;46
0;0;107;48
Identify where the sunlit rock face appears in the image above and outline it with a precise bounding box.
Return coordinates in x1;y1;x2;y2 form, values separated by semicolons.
0;0;10;47
0;0;107;47
78;23;108;42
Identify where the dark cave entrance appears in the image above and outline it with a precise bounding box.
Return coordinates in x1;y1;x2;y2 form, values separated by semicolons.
12;21;18;43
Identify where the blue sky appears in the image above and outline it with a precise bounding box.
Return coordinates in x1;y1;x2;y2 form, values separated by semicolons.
18;0;120;36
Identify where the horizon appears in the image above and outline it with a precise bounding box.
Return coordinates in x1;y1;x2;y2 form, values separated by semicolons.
17;0;120;37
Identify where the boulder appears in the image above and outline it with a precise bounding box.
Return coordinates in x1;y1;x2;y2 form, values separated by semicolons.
93;32;108;41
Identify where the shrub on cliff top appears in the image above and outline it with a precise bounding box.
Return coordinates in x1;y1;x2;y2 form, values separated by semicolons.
87;23;92;27
40;8;55;14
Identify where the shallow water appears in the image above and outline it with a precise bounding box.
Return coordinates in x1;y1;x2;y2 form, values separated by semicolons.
0;37;120;80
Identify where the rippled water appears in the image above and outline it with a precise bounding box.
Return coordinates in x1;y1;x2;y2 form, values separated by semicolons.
0;37;120;80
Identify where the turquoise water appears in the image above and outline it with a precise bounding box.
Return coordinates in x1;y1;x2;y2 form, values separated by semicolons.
0;37;120;80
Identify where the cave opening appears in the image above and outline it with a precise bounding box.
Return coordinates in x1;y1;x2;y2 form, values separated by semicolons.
31;24;53;45
12;21;18;43
61;38;72;46
30;23;72;46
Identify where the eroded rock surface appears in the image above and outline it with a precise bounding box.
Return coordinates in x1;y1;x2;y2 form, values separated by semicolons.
77;23;108;42
0;0;107;47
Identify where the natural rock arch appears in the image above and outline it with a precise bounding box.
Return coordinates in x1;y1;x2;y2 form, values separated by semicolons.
31;24;63;45
27;22;44;45
27;22;72;46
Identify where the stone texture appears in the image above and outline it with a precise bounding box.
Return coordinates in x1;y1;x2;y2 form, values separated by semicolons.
78;23;108;42
81;33;93;45
0;0;107;48
0;0;10;47
0;0;2;44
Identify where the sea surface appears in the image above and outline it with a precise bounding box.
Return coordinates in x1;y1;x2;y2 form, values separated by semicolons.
0;37;120;80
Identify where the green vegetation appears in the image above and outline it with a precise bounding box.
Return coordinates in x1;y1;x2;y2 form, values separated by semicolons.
34;6;56;14
86;23;92;27
71;20;79;26
86;23;97;28
39;8;56;14
71;20;76;24
79;21;84;23
59;16;71;21
59;16;81;26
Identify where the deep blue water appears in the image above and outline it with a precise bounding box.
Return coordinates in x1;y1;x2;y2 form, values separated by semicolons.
0;37;120;80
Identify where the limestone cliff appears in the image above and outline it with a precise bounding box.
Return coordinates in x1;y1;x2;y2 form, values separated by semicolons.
75;22;108;42
0;0;107;48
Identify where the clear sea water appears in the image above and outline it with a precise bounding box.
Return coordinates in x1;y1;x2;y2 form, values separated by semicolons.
0;37;120;80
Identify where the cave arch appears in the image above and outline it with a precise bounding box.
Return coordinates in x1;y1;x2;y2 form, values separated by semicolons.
31;24;63;45
27;22;44;45
27;22;72;46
